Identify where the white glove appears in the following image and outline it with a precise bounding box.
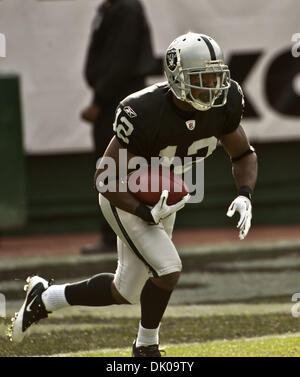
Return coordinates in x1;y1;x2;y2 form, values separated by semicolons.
226;195;252;240
151;190;191;224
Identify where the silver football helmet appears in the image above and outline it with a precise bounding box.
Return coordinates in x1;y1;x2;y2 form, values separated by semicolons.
164;32;231;111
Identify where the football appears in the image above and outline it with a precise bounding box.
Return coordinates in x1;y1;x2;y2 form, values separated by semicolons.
127;165;189;205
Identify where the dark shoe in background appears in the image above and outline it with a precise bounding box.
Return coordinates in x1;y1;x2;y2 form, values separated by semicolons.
132;340;164;357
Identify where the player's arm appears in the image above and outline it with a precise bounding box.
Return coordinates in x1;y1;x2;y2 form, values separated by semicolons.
220;125;257;194
94;136;147;216
94;136;189;224
220;125;258;239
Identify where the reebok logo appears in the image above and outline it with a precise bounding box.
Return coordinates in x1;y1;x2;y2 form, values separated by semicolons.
0;293;5;318
123;106;137;118
0;33;6;58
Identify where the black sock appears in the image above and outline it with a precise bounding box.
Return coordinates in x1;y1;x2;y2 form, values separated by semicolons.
65;273;118;306
140;278;172;329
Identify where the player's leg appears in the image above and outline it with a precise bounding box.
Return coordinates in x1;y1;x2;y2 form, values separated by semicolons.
58;235;150;308
113;237;151;304
9;236;133;342
8;268;130;343
108;234;177;356
9;213;152;343
135;213;180;355
9;194;151;343
99;195;181;356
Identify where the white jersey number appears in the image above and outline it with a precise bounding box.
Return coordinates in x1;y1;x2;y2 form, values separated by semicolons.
113;108;134;144
159;136;217;173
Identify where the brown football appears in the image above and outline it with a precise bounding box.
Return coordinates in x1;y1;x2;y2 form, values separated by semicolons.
127;165;189;205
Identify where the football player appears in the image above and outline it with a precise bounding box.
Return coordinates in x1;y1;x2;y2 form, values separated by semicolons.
9;32;257;357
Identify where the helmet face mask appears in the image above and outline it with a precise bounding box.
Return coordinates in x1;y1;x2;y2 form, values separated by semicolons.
185;67;230;110
164;33;231;111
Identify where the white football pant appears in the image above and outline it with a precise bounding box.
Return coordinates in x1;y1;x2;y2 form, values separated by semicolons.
99;194;182;304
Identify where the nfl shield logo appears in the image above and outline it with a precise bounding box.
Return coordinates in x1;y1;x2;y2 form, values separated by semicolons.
186;120;195;130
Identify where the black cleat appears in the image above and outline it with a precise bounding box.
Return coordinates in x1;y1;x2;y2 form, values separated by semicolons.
7;276;53;343
132;340;165;357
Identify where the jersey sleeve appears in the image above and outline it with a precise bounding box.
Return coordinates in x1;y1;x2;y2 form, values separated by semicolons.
113;104;147;156
222;80;245;135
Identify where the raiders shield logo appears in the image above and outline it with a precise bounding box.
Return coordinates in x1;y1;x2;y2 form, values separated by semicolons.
186;120;196;131
166;48;177;71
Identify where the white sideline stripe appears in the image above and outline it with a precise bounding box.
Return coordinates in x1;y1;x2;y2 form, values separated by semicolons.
204;331;300;344
49;347;132;358
4;302;294;320
2;238;300;269
4;301;294;320
47;332;300;357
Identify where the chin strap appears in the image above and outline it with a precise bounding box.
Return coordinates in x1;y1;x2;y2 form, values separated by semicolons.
186;99;211;111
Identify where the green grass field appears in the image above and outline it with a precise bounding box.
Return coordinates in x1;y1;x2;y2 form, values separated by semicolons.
1;242;300;357
1;303;300;357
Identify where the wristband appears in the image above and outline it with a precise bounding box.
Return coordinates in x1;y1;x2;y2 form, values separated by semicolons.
238;186;252;201
231;146;255;163
134;203;155;223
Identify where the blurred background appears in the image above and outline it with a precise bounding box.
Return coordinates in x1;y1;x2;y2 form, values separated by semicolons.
0;0;299;237
1;0;300;357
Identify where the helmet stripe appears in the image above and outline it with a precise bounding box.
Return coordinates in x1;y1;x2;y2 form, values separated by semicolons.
201;36;217;60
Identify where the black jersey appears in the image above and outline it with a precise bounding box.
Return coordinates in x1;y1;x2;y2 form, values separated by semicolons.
113;80;244;167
